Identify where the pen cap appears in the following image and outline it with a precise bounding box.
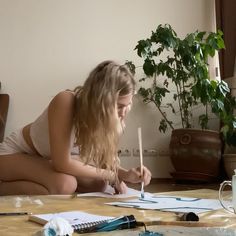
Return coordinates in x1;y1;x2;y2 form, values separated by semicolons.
179;212;199;221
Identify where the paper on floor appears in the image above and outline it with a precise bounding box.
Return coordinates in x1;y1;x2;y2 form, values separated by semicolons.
76;185;153;198
105;194;230;213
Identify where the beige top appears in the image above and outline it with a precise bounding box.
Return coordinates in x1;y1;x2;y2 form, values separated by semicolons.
30;107;76;158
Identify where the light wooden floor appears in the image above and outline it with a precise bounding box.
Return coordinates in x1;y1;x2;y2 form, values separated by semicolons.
129;178;221;193
0;179;233;236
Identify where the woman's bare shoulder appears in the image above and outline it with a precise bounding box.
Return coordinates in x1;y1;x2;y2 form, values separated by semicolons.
49;90;75;111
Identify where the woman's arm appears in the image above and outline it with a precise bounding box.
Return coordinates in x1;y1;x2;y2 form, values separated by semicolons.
48;91;115;183
54;157;114;183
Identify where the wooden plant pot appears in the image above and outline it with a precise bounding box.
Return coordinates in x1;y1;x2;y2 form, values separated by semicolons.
169;128;222;183
0;94;10;142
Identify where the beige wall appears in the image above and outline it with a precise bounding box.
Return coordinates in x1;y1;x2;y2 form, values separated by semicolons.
0;0;216;177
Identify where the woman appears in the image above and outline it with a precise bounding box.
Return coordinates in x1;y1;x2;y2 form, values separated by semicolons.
0;60;151;195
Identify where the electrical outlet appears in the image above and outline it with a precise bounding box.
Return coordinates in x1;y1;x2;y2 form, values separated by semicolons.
133;149;140;156
159;149;170;156
133;148;158;157
143;149;158;156
118;149;131;157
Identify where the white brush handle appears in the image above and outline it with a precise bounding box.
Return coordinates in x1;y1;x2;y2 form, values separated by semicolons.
138;127;145;198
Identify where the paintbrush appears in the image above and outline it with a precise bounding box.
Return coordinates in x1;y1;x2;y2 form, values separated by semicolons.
138;127;145;199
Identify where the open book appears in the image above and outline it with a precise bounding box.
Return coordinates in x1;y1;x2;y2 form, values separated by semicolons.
29;211;115;232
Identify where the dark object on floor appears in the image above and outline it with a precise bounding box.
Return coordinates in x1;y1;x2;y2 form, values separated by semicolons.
179;212;199;222
76;215;137;233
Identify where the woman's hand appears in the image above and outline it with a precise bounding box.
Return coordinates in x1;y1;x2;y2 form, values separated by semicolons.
119;166;152;186
113;180;128;194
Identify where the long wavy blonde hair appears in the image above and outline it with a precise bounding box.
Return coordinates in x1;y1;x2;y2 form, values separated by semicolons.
73;60;136;175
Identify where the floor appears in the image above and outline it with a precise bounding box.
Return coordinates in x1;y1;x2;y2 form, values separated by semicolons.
129;178;221;193
0;178;231;236
0;187;232;236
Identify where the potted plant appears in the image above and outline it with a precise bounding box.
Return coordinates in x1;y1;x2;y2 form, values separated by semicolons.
127;24;236;182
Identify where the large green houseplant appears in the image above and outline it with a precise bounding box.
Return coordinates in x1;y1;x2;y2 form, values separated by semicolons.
127;24;236;182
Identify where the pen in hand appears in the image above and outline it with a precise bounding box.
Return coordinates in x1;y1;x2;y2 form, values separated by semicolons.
138;127;145;199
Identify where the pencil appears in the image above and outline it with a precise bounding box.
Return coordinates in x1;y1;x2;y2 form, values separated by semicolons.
138;127;144;199
0;212;32;216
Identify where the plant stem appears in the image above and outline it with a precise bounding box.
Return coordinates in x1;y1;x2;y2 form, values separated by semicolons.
152;99;175;130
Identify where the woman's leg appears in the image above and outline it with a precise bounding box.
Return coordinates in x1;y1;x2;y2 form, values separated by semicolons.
76;177;107;193
70;156;108;193
0;154;77;195
0;181;49;195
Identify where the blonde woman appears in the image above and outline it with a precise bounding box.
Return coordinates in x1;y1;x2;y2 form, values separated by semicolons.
0;60;151;195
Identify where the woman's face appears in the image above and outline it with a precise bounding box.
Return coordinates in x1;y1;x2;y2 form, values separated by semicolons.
117;93;133;120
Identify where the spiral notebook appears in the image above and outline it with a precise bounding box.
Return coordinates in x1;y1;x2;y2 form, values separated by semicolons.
28;210;115;232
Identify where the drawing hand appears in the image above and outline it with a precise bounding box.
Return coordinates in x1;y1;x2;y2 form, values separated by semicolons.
125;166;152;186
113;181;128;194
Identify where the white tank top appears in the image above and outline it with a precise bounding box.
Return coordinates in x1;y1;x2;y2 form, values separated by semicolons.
30;107;76;158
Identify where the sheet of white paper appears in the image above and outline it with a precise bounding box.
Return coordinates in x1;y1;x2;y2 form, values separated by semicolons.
105;194;230;213
77;186;153;198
